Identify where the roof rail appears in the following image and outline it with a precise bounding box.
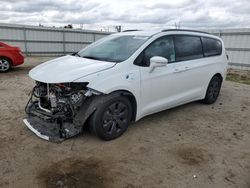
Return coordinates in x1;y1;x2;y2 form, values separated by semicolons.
161;29;209;34
122;29;142;32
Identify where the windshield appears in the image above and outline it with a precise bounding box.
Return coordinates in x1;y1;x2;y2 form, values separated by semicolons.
77;35;149;62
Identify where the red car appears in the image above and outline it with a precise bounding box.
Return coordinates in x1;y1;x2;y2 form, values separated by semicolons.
0;42;24;72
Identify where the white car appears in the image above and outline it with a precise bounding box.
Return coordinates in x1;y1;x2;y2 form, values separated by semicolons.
24;29;228;141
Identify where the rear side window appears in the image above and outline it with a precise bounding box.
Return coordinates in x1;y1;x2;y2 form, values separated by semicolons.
174;35;203;61
202;37;222;57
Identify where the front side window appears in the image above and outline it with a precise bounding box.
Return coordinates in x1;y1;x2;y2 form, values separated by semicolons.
174;35;203;61
78;35;148;63
135;36;175;66
202;37;222;57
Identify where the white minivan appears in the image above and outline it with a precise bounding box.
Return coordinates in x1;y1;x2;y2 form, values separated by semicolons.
24;29;228;141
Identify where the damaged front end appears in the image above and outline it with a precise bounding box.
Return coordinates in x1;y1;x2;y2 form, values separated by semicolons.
24;81;100;142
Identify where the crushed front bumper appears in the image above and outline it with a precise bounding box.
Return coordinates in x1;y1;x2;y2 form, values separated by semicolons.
23;99;84;142
23;116;65;142
23;118;50;141
23;90;103;142
23;115;83;142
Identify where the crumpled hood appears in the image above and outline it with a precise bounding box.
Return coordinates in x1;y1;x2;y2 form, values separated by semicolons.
29;55;116;83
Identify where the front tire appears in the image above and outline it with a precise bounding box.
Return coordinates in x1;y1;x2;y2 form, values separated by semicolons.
0;57;11;72
89;96;132;140
202;75;222;104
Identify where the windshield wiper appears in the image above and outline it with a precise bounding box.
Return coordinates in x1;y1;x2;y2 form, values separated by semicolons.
75;52;80;57
82;56;101;60
71;52;80;57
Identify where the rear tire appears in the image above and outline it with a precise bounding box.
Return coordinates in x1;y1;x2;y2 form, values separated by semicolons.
0;57;11;72
202;75;222;104
89;95;132;140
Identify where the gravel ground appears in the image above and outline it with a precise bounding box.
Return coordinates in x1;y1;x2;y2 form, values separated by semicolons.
0;57;250;188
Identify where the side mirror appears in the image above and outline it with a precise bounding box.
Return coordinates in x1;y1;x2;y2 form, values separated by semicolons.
149;56;168;73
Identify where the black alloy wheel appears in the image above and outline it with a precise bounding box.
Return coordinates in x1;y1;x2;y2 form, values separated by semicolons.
89;96;132;140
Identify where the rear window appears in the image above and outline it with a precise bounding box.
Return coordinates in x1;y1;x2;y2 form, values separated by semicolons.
174;35;203;61
202;37;222;57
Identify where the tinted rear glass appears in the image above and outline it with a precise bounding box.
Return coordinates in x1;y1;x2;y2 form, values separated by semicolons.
202;37;222;57
174;35;203;61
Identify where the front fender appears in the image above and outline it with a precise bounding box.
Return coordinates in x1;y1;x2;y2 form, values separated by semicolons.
74;65;141;105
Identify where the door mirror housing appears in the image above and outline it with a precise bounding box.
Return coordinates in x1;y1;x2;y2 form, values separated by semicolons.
149;56;168;73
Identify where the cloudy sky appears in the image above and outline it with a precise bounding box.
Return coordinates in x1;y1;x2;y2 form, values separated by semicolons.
0;0;249;31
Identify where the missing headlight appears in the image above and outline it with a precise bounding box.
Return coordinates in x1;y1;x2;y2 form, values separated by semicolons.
71;92;84;104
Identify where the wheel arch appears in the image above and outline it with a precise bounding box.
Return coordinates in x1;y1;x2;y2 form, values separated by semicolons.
109;90;137;121
0;55;13;66
202;72;223;104
203;72;224;99
206;73;223;88
75;88;138;132
213;73;223;82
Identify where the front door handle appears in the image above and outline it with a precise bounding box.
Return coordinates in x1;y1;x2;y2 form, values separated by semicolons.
173;66;190;73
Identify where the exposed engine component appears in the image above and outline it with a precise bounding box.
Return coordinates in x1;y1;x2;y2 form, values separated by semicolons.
71;92;84;104
33;82;47;98
26;82;90;120
49;92;57;108
24;81;103;142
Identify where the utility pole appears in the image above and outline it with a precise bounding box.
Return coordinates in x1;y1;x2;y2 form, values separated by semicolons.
115;25;122;32
174;22;181;29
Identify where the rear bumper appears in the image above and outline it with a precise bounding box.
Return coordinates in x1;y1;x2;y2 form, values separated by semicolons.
13;59;24;66
12;54;24;66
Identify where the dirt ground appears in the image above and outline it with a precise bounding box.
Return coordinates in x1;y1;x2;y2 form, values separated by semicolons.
0;57;250;188
227;68;250;85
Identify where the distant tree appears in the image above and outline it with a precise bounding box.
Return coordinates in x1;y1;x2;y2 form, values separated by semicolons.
64;24;73;29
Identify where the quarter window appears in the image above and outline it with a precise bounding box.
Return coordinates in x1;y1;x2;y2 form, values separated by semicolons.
174;35;203;61
202;37;222;57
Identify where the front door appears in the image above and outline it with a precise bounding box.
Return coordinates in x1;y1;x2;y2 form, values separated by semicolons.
138;35;205;116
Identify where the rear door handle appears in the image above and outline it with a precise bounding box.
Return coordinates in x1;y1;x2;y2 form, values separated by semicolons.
173;68;181;73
